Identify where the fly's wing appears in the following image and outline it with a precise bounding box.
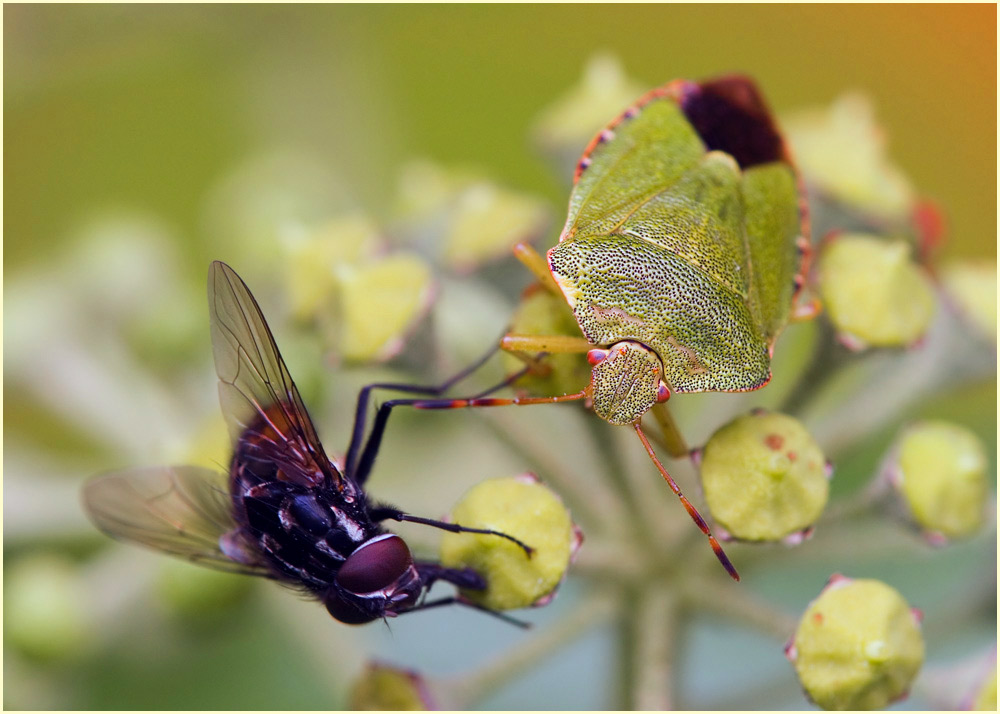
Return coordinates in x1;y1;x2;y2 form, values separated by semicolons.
208;261;342;489
82;466;270;576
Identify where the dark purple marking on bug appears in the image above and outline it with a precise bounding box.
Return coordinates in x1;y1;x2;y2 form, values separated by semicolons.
679;76;786;169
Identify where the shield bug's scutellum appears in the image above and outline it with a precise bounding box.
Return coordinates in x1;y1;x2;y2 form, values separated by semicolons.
347;76;818;582
83;261;534;626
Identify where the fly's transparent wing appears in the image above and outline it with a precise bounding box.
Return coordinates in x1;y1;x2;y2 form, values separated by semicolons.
82;465;269;576
208;261;341;489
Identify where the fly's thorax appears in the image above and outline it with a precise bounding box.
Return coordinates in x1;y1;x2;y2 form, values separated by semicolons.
549;234;771;394
587;341;669;425
231;475;378;592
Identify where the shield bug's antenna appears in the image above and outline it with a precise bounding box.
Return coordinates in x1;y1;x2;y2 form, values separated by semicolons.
633;422;740;581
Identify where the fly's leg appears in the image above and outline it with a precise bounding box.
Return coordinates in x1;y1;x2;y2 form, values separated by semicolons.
369;505;533;556
344;339;533;481
399;596;530;628
414;561;485;590
351;388;590;486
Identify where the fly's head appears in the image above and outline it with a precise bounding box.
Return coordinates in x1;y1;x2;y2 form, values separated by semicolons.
586;340;670;425
324;533;423;624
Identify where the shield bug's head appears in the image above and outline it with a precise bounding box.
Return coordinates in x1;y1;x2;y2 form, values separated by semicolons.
325;534;422;624
586;341;669;425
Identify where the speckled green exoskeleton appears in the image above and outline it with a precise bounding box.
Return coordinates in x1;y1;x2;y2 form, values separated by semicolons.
397;77;811;580
508;76;809;417
507;76;812;578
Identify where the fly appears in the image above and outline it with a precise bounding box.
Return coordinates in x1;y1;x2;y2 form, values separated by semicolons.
83;261;532;626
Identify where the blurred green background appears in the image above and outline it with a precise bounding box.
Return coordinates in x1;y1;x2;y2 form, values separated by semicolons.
4;4;996;710
5;4;996;273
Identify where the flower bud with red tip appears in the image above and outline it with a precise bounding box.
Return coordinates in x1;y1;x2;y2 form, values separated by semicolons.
887;420;990;542
348;662;435;710
699;411;829;542
787;575;924;710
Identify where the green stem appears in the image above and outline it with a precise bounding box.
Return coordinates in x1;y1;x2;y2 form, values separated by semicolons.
616;586;638;709
820;475;892;523
682;575;797;642
631;580;677;710
584;417;666;556
443;590;617;708
649;402;689;458
572;539;644;580
778;319;853;417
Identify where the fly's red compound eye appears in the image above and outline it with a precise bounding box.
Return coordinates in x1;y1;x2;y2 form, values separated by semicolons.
336;534;413;595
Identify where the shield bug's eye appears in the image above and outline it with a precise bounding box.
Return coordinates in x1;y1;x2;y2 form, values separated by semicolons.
587;348;610;366
336;534;413;595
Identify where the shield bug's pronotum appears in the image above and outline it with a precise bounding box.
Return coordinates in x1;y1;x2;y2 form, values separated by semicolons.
83;261;533;626
354;76;814;581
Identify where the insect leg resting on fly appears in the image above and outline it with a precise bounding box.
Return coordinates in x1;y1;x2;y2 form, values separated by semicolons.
82;261;537;626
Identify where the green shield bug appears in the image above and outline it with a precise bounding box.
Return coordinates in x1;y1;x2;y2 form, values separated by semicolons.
358;76;813;581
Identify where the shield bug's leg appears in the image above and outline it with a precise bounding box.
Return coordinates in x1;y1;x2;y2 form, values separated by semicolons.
351;389;590;486
368;505;534;557
632;422;740;582
500;333;595;356
500;333;592;380
513;242;560;294
401;596;531;628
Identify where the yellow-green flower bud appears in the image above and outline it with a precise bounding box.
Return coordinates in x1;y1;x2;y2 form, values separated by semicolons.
787;575;924;710
890;421;989;541
443;183;550;273
942;260;997;343
5;555;93;662
503;287;592;397
348;662;434;710
440;474;580;611
393;161;550;272
282;214;381;321
532;53;646;173
332;254;434;363
782;94;915;222
699;411;830;542
817;233;935;349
